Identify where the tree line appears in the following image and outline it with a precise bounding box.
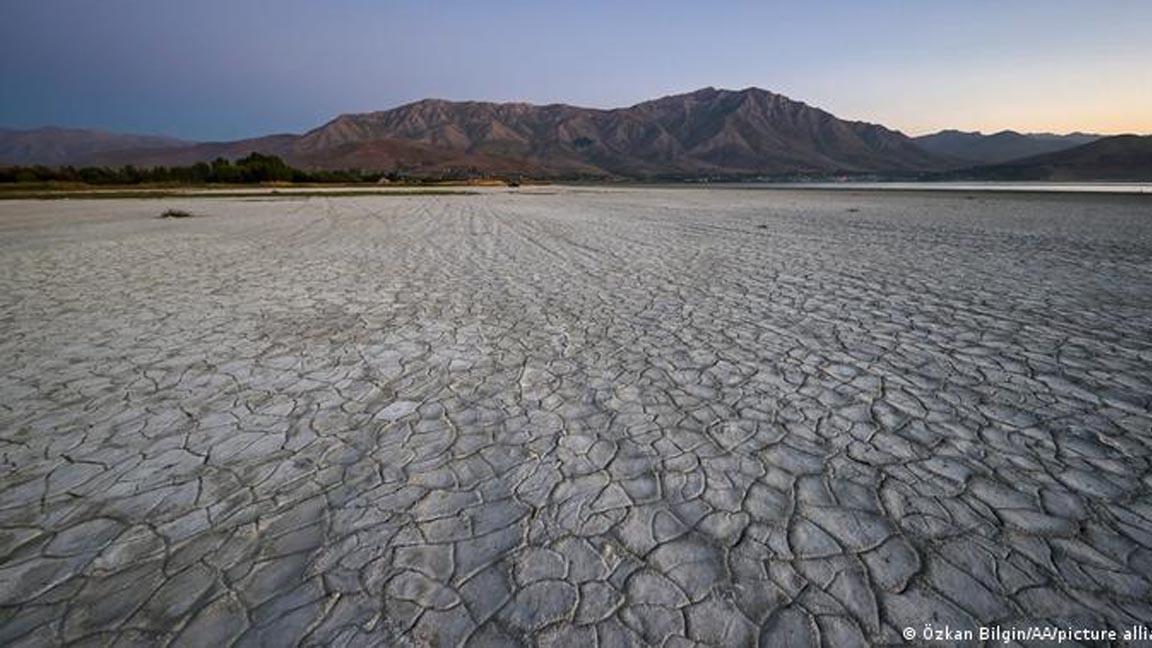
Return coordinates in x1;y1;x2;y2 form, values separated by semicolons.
0;153;392;185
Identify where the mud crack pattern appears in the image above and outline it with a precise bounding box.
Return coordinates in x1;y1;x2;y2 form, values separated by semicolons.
1;188;1151;646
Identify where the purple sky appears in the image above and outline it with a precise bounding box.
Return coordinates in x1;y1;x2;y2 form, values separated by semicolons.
2;0;1150;140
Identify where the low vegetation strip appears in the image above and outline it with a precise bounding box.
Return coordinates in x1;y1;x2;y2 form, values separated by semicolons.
0;152;386;185
0;187;478;200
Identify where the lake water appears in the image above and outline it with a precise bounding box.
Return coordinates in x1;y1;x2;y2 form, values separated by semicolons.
741;181;1152;194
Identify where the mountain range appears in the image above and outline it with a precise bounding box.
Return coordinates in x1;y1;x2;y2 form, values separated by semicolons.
911;130;1101;165
0;127;189;167
1;88;1147;180
947;135;1152;181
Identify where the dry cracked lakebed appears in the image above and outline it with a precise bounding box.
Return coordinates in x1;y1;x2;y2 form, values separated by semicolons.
1;187;1151;646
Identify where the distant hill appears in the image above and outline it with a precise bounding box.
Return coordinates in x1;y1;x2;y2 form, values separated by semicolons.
914;129;1099;165
954;135;1152;181
0;127;189;166
1;88;953;178
88;134;299;167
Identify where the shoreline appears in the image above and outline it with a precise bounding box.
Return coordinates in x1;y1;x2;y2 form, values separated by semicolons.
1;180;1150;201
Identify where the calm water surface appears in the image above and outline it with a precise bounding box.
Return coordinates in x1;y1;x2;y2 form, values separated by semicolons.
744;181;1152;194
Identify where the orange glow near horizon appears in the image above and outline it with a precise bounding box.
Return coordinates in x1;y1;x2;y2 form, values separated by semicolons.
902;104;1152;138
833;86;1151;138
808;49;1152;138
905;119;1151;138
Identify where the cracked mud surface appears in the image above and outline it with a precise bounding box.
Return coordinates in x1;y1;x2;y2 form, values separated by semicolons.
1;187;1151;646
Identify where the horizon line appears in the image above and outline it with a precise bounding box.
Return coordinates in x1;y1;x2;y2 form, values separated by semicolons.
2;85;1148;141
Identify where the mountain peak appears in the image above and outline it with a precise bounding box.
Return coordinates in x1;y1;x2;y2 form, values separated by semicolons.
667;86;777;100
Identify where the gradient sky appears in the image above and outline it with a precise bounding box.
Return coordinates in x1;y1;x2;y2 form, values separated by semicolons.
2;1;1150;141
